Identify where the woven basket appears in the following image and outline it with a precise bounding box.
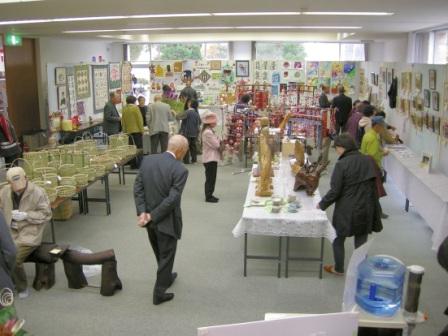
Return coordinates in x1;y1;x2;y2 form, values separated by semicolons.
91;155;116;171
90;164;106;178
47;149;61;163
52;199;73;220
73;173;88;187
45;187;57;203
59;164;76;177
33;180;49;189
106;148;126;160
24;151;49;168
56;185;77;198
80;167;96;181
74;139;98;155
118;145;137;157
33;166;57;178
109;134;129;148
72;151;90;170
42;173;59;187
59;176;76;187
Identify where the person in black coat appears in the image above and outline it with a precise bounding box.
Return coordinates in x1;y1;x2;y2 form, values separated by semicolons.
331;85;353;135
0;210;17;295
317;133;382;275
180;99;201;164
134;135;189;305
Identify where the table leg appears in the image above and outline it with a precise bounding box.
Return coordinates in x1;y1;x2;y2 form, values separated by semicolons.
104;175;111;215
277;237;282;278
122;166;126;185
285;237;290;278
405;198;409;212
244;233;247;277
83;189;89;214
50;218;56;243
118;166;122;184
319;237;324;279
78;192;83;214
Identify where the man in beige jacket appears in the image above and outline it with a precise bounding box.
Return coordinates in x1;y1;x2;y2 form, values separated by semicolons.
0;167;52;298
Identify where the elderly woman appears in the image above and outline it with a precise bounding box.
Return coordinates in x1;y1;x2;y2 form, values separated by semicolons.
317;133;382;275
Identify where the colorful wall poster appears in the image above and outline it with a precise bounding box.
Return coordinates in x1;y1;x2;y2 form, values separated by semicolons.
74;65;90;99
306;61;319;86
319;62;332;78
121;62;133;93
92;65;109;113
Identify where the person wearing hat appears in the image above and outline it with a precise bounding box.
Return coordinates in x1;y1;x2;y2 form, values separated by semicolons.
317;134;382;275
201;112;222;203
0;167;52;298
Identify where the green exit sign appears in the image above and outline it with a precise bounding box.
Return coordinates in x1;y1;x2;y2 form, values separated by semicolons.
4;33;22;46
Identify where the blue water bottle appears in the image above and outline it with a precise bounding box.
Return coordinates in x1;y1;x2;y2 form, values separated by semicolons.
356;255;406;317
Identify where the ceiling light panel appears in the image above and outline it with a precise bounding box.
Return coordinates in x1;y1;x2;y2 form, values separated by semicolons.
302;12;394;16
212;12;300;16
0;0;42;3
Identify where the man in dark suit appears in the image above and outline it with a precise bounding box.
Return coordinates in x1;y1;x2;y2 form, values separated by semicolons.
134;135;189;305
331;85;352;135
318;84;331;108
103;92;121;136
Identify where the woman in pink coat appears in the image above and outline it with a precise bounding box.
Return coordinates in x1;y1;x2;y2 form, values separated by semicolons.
201;112;222;203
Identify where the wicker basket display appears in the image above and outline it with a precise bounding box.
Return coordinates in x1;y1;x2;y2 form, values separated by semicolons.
90;164;106;178
80;167;96;181
33;166;57;178
42;173;59;187
24;151;49;168
73;173;88;187
52;199;73;221
75;139;98;155
59;176;76;187
91;155;116;171
106;148;126;160
118;145;137;157
56;185;77;198
109;134;129;148
33;180;49;189
59;164;76;177
45;187;58;203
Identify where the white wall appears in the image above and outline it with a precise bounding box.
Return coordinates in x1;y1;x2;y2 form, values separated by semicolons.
36;37;113;128
365;42;385;62
383;37;408;63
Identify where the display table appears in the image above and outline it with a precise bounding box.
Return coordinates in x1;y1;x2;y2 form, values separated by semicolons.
232;159;336;278
383;145;448;250
110;150;143;185
59;121;104;144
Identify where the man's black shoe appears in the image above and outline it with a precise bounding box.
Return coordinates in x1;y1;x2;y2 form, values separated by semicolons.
206;196;219;203
153;293;174;305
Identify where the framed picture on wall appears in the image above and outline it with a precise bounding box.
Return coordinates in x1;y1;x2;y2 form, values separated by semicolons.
429;69;437;90
235;60;250;77
57;85;67;110
432;91;439;111
424;89;431;108
415;73;422;91
55;67;66;85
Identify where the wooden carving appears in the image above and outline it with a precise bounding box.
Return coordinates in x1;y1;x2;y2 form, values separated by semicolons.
256;117;273;197
294;159;329;196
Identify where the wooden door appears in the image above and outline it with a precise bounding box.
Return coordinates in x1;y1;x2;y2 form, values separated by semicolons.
4;38;40;138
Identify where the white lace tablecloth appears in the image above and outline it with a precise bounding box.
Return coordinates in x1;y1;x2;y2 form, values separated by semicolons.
232;160;336;242
384;145;448;250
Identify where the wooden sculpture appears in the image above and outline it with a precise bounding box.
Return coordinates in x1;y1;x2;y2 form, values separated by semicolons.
293;158;329;196
256;117;273;197
291;140;305;175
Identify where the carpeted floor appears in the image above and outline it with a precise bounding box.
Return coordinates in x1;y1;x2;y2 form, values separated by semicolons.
14;154;448;336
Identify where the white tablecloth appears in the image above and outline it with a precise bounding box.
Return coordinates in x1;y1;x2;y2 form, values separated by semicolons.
384;146;448;250
232;160;336;242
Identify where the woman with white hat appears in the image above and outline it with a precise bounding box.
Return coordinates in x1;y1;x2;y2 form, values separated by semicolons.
201;112;222;203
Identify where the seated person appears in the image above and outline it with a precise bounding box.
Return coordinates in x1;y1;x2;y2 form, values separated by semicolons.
0;167;52;298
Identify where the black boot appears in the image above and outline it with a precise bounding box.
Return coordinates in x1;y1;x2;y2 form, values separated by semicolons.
100;260;123;296
62;260;88;289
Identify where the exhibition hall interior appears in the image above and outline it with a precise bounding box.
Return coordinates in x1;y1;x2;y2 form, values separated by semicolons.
0;0;447;335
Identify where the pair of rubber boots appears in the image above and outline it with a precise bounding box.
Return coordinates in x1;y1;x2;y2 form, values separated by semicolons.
61;249;122;296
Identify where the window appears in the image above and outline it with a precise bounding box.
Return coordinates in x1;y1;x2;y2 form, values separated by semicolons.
128;44;150;64
151;43;202;61
204;42;229;60
255;42;365;61
340;43;365;61
434;30;448;64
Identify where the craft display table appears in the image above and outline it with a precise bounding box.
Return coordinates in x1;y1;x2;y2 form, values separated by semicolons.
383;145;448;250
232;159;335;278
59;121;104;144
110;150;143;185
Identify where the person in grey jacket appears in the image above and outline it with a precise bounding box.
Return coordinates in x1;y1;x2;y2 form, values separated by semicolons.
134;135;189;305
147;95;174;154
103;92;121;136
0;210;16;296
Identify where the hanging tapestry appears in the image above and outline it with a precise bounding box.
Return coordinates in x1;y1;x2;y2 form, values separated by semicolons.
109;63;121;90
92;65;109;113
67;74;76;118
74;65;90;99
121;62;132;93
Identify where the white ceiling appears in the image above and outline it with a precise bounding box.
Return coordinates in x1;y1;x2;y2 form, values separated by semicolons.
0;0;447;42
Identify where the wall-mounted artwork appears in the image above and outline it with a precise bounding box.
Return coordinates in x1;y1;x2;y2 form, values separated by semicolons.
109;63;121;90
444;81;448;112
424;89;431;108
173;61;183;73
415;73;422;92
432;91;439;111
66;73;76;118
235;60;250;77
121;62;132;93
74;65;90;99
55;67;66;85
429;69;437;90
209;60;221;71
57;85;67;110
92;65;109;113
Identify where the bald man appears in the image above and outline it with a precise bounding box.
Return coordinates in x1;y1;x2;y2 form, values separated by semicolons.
134;135;189;305
147;95;174;154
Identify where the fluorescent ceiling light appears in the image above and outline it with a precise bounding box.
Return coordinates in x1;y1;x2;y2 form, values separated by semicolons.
0;0;42;3
177;26;233;30
236;26;362;29
0;13;210;25
212;12;300;16
129;13;210;18
64;27;174;33
302;11;394;16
